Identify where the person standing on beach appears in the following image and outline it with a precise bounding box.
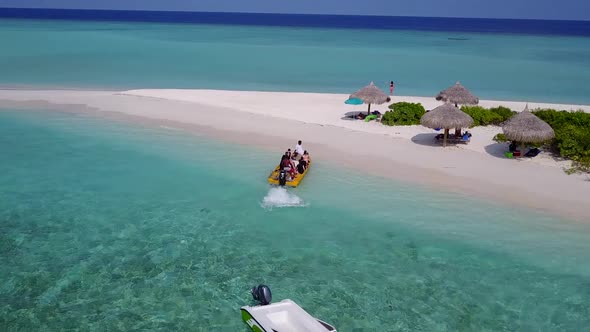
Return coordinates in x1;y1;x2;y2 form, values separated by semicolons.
389;81;395;96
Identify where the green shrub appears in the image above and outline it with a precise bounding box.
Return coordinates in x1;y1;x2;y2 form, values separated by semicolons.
381;102;426;126
533;109;590;174
459;105;516;126
493;133;508;143
461;106;505;126
493;132;544;148
534;109;590;129
489;106;516;121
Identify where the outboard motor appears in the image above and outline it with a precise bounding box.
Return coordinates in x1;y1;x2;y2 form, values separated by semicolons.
278;170;287;186
251;284;272;305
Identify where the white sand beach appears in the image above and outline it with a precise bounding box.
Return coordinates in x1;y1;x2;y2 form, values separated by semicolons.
1;88;589;221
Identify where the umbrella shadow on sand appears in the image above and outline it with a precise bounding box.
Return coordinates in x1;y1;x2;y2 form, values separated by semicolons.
484;142;510;159
411;133;443;147
341;110;386;121
486;142;565;163
341;111;365;121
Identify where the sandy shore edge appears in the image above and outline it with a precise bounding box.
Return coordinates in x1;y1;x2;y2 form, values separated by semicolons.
0;88;588;222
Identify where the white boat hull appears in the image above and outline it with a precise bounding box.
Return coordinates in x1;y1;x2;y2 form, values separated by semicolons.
241;299;336;332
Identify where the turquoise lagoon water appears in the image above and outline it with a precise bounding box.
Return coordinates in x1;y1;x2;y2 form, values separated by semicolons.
1;19;590;104
1;109;590;331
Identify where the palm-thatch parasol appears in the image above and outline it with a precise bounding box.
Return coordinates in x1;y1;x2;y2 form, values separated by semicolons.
435;81;479;107
420;103;474;146
350;82;390;115
502;105;555;153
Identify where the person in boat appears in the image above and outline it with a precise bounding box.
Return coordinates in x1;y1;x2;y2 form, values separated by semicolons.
279;153;286;165
302;150;310;163
279;152;290;165
297;158;307;174
281;155;291;169
295;140;304;156
291;152;300;166
290;153;300;174
285;148;292;159
281;154;296;177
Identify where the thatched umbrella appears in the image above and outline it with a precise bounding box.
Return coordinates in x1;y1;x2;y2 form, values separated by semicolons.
502;105;555;154
435;81;479;107
421;103;474;146
350;82;390;115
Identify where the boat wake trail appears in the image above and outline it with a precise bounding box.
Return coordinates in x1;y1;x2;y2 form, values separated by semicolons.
261;187;307;209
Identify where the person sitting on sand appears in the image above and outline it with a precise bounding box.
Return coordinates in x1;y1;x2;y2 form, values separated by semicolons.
509;141;517;152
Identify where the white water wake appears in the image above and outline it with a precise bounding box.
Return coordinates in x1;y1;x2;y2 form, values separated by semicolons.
261;187;307;209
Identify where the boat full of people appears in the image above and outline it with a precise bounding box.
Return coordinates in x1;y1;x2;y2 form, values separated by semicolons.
268;140;311;187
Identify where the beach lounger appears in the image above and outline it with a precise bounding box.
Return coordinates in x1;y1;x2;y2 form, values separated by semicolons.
507;148;540;158
524;148;541;158
347;112;381;121
434;134;471;144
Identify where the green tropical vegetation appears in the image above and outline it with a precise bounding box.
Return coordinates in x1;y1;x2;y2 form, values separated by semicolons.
460;106;516;126
379;100;590;174
533;109;590;174
493;133;508;143
381;102;426;126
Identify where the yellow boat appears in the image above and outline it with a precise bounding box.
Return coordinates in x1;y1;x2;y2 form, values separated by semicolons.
267;157;311;187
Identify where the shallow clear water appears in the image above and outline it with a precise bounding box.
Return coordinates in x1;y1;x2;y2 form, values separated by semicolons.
1;109;590;331
1;19;590;104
